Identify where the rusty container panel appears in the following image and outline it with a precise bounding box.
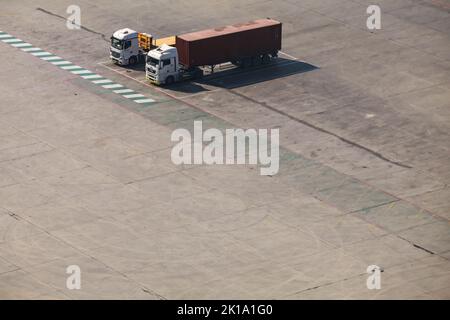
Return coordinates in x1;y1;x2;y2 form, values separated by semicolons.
176;19;282;69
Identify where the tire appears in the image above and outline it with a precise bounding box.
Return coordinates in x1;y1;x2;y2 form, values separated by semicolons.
165;76;174;85
128;56;137;65
262;54;271;64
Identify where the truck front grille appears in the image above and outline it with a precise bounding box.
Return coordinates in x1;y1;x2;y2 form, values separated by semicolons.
111;51;120;58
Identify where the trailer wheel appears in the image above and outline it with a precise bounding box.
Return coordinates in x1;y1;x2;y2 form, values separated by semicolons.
128;56;137;65
262;54;271;64
165;76;174;85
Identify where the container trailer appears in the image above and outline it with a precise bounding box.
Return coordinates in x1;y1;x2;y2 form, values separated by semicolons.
145;18;282;85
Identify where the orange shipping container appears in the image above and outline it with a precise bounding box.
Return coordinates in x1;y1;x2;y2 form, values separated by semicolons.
175;18;282;69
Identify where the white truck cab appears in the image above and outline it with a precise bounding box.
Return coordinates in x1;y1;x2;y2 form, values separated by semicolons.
146;44;180;85
110;28;144;65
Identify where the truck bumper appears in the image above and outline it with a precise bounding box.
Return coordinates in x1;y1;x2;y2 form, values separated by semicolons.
110;56;125;65
146;74;160;85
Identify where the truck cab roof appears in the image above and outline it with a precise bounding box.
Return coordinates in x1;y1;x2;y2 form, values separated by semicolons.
148;44;177;60
112;28;138;40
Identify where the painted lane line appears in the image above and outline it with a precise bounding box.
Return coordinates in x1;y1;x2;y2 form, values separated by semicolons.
92;79;113;84
134;98;155;104
31;51;53;57
21;47;42;52
123;93;145;99
81;74;103;79
52;60;72;66
2;38;23;43
1;31;157;106
102;83;123;89
12;42;32;48
41;56;62;61
61;65;83;70
113;88;134;94
71;69;92;75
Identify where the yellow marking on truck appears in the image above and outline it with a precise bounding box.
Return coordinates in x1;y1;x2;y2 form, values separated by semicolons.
138;33;151;50
153;36;176;47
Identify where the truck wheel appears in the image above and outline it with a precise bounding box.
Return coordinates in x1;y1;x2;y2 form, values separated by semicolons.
128;56;137;65
165;76;174;85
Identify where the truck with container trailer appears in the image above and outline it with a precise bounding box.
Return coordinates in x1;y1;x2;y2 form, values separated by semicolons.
145;18;282;85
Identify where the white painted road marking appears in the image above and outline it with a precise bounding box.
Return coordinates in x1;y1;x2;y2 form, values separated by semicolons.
71;69;92;75
123;93;145;99
41;56;62;61
12;43;32;48
113;89;134;94
22;47;42;52
92;79;113;84
81;74;102;79
0;30;157;106
134;98;155;103
102;83;123;89
61;65;83;70
52;60;72;65
31;51;53;56
3;38;23;43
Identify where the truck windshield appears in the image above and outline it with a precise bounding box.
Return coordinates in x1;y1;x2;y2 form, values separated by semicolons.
147;56;160;68
110;37;123;50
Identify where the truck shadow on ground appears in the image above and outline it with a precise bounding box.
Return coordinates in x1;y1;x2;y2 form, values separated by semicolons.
167;58;319;94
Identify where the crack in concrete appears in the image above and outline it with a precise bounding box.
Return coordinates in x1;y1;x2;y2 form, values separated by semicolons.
412;244;435;255
229;90;413;169
36;7;108;42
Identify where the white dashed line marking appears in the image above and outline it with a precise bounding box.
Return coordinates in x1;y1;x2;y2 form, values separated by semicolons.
52;60;72;65
113;89;134;94
102;83;123;89
0;30;157;106
61;65;83;70
92;79;113;84
134;98;155;103
123;93;145;99
31;51;53;56
81;74;103;79
71;69;92;75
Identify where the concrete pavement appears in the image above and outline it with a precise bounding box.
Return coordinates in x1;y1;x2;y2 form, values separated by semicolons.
0;0;449;299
